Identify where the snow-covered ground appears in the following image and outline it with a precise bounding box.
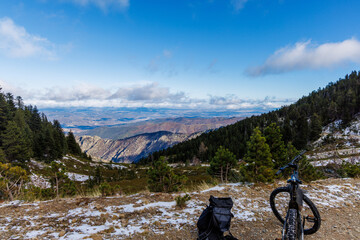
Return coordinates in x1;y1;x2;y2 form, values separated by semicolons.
311;156;360;167
1;178;359;240
308;116;360;167
308;148;360;160
313;116;360;149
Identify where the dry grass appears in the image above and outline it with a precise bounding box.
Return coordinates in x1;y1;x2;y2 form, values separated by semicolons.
193;180;218;192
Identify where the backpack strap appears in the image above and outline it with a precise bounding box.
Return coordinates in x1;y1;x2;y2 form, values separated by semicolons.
197;207;215;240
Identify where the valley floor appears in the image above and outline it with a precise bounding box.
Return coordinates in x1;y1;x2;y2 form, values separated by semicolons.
1;178;359;240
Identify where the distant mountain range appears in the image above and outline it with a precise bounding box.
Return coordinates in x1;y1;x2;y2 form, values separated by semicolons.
80;117;244;140
75;117;244;162
40;107;263;134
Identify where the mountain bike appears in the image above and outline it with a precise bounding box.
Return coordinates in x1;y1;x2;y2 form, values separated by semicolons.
269;150;321;240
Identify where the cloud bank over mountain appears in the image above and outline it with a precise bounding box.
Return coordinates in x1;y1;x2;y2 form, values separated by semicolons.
0;80;294;110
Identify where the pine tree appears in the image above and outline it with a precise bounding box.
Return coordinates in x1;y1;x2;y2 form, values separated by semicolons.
66;131;81;155
293;115;309;150
147;156;187;192
309;113;322;141
264;123;287;168
0;93;8;135
208;146;237;183
0;148;6;163
94;166;103;185
49;161;68;199
28;106;42;133
5;93;16;120
16;96;24;110
53;120;67;158
43;126;57;162
1;121;31;162
14;110;33;156
242;127;274;182
281;117;293;144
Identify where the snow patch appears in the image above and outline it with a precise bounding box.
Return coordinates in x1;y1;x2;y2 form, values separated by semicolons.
66;172;89;182
25;230;47;239
201;185;225;193
30;173;51;188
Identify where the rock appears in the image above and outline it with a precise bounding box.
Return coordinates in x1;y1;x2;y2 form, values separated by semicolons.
153;221;161;226
102;226;115;233
58;230;66;237
90;234;103;240
121;219;128;227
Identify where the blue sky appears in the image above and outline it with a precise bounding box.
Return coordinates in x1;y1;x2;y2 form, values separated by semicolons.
1;0;360;111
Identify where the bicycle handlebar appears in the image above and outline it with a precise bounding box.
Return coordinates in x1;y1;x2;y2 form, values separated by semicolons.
275;150;306;175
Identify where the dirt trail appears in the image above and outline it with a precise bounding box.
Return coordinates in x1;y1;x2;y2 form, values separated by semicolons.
0;178;359;240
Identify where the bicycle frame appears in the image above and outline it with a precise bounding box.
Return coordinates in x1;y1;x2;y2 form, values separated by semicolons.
279;151;306;240
271;150;321;239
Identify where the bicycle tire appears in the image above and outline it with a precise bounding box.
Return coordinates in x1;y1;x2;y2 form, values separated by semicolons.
270;186;321;235
286;209;298;240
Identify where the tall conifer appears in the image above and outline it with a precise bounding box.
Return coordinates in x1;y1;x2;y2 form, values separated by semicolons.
242;127;274;182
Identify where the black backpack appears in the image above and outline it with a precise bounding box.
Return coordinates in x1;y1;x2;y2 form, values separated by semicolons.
197;195;238;240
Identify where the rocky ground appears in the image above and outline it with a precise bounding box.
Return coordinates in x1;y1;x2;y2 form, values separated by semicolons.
1;178;359;240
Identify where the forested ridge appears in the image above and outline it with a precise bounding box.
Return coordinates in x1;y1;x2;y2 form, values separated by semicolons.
0;88;86;166
141;71;360;164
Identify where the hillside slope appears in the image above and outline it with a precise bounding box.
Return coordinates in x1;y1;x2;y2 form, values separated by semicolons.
1;178;359;239
76;131;200;163
307;115;360;168
141;71;360;164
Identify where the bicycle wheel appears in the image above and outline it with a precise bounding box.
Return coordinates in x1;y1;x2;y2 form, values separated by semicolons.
270;187;321;235
286;209;298;240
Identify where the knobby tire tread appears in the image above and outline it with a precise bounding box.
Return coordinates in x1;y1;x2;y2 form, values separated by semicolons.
270;187;321;235
287;209;297;240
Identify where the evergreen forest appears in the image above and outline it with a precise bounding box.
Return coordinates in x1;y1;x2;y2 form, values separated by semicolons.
140;71;360;164
0;88;86;166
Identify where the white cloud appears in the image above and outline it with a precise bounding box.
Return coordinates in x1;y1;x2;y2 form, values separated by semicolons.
247;38;360;76
65;0;129;11
110;82;185;101
42;83;111;101
0;17;57;59
0;81;187;107
231;0;249;11
0;79;29;97
209;95;294;109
